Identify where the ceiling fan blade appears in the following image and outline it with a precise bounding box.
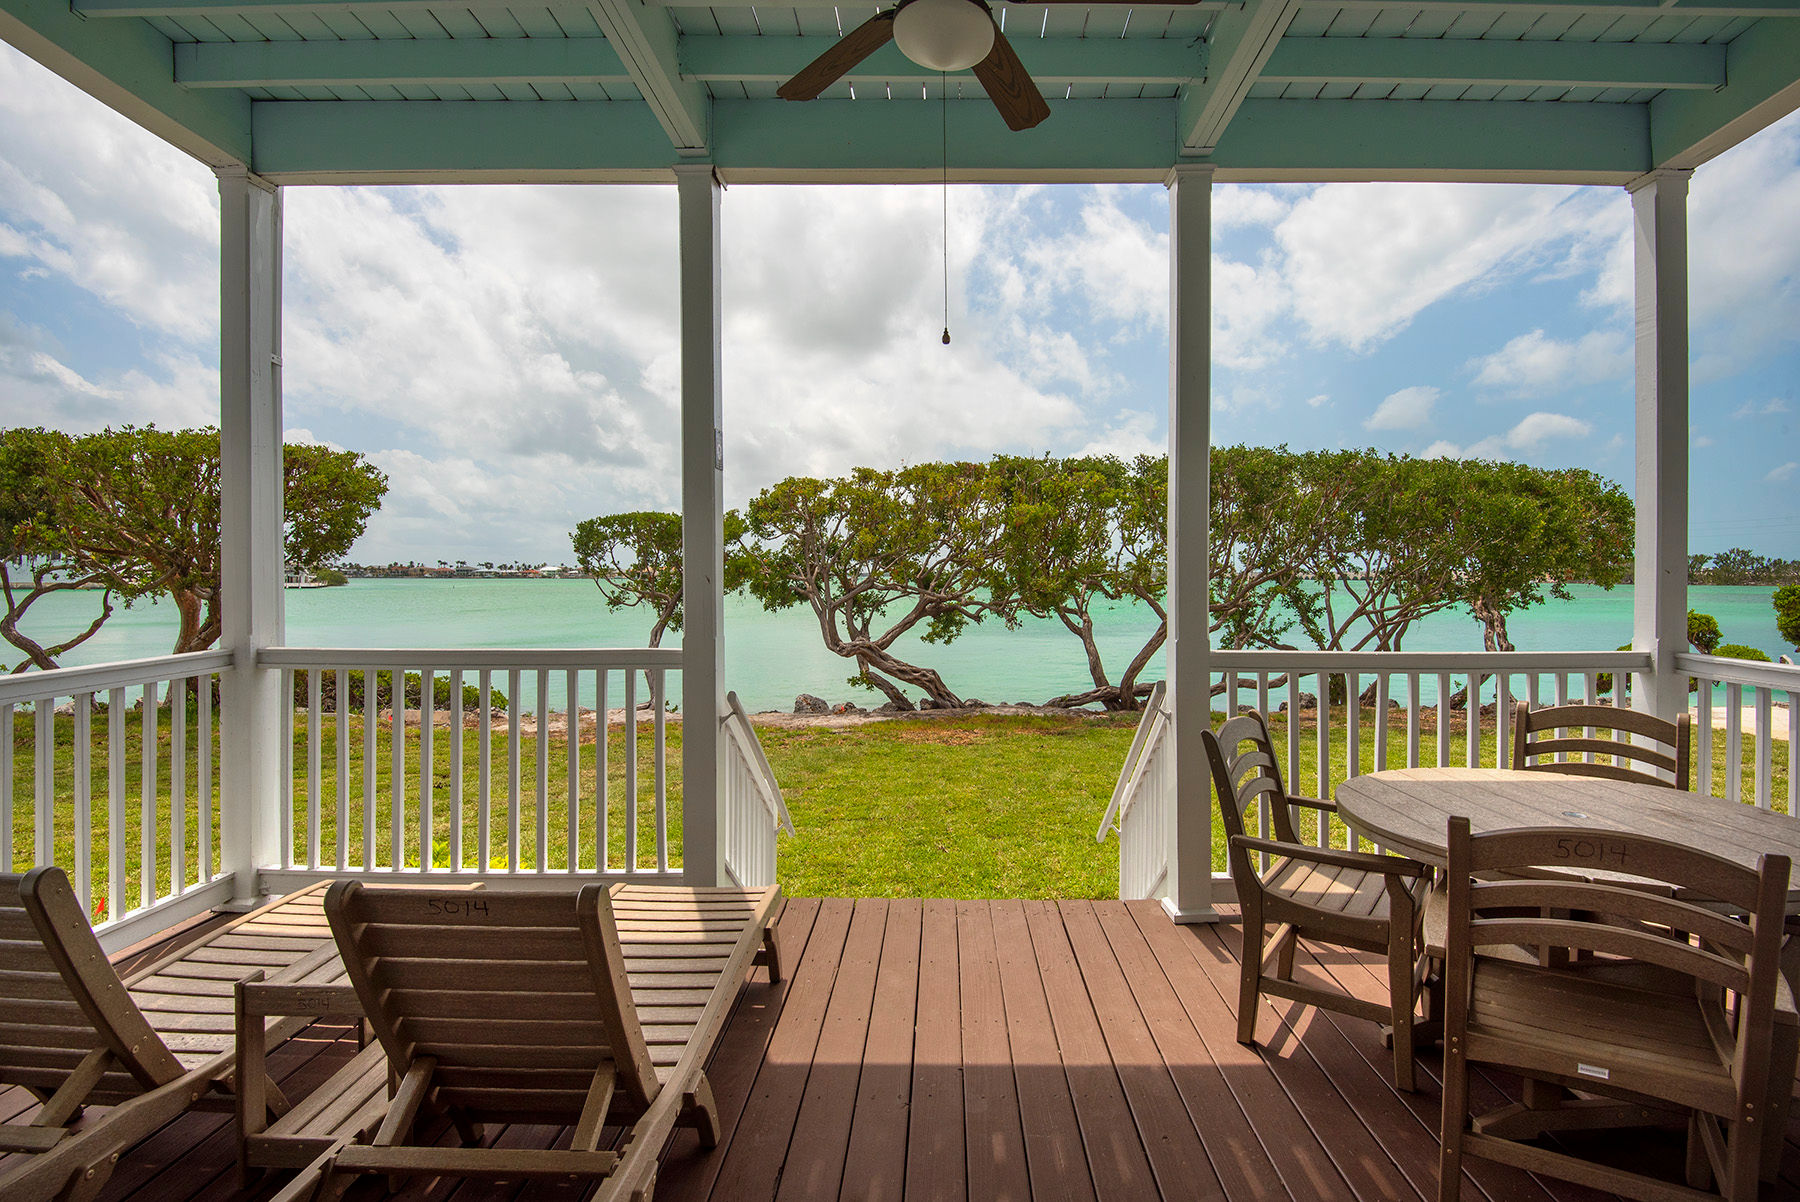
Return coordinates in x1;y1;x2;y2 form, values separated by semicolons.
972;23;1050;131
777;9;899;101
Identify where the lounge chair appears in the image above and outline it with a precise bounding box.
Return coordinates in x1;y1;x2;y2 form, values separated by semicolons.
299;880;781;1200
0;869;341;1201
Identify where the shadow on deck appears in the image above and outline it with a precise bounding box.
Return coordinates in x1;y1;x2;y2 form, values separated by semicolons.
15;899;1800;1201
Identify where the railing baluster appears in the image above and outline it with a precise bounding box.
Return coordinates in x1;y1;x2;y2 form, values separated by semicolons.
34;701;52;869
170;679;186;893
1285;672;1301;796
392;666;407;870
1373;673;1389;773
1346;671;1360;791
421;669;436;871
1405;672;1420;769
1725;683;1743;805
108;687;125;916
1753;687;1773;810
141;682;157;909
1496;673;1511;769
336;668;349;871
478;670;492;872
507;668;522;872
280;667;294;868
362;670;377;869
625;670;639;871
199;677;212;882
1436;673;1450;768
653;670;668;872
597;670;610;872
1788;688;1797;818
307;669;322;870
74;693;92;908
1465;672;1480;768
566;669;580;873
448;669;462;872
535;668;549;872
1316;672;1331;847
1698;675;1716;791
1;702;13;873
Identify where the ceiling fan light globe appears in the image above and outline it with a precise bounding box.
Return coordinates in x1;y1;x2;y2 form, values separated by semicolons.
893;0;995;72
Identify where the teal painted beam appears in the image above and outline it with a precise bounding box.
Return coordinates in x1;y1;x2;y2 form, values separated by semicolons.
711;97;1176;177
0;0;249;164
1216;97;1648;178
1651;16;1800;167
1264;36;1724;90
1288;0;1800;12
1180;0;1302;152
590;0;706;148
177;37;630;88
250;98;676;178
679;35;1202;85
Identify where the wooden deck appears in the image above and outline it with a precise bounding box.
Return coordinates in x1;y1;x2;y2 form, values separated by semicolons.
21;898;1800;1201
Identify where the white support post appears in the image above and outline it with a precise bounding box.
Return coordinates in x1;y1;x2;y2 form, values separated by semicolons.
675;164;726;888
1628;170;1691;730
217;167;285;908
1164;163;1218;924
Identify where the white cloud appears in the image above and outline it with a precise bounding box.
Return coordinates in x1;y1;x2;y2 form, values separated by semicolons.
1503;411;1593;452
1767;461;1798;483
1468;328;1630;394
1732;398;1791;419
1364;385;1440;431
1305;394;1329;409
1421;440;1461;459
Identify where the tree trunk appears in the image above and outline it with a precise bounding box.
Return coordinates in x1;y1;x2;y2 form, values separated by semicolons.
1471;595;1515;653
171;588;208;655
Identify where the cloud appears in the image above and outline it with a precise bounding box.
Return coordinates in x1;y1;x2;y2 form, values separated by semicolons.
1768;461;1798;483
1421;440;1461;459
1732;398;1791;419
1305;394;1329;409
1468;328;1630;394
1502;411;1593;452
1364;385;1440;431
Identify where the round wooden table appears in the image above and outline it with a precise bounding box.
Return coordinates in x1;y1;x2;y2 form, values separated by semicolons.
1334;766;1800;910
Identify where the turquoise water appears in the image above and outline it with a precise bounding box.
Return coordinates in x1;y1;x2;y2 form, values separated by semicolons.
11;580;1792;713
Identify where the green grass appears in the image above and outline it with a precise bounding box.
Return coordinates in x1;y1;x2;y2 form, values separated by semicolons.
7;704;1792;911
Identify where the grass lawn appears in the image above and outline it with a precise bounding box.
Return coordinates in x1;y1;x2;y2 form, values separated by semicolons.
7;704;1792;911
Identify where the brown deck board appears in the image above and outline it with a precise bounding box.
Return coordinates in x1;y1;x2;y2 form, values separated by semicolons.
64;899;1800;1202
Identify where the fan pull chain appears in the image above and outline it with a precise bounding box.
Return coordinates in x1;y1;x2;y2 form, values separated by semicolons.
941;72;951;346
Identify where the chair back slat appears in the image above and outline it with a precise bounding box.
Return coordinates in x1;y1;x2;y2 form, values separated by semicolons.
326;882;662;1124
1467;918;1749;993
1467;878;1754;955
0;870;183;1101
1512;701;1691;791
1204;711;1302;855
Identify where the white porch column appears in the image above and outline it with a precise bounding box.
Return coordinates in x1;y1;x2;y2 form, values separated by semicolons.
216;167;285;907
675;164;726;887
1164;163;1218;924
1628;170;1692;727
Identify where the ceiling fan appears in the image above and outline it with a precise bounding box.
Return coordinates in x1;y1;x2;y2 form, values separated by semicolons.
776;0;1172;132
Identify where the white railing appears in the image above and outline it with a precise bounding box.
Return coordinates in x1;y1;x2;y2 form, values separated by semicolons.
1100;651;1654;896
256;647;683;888
0;650;237;950
1097;680;1174;901
720;691;794;888
1681;652;1798;814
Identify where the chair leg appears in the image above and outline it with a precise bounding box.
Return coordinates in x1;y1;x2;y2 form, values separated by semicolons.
1387;930;1417;1093
1275;929;1297;981
1238;920;1266;1046
682;1077;722;1150
1438;1032;1471;1202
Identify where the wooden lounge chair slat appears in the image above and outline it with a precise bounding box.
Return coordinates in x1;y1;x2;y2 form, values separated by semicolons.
310;880;780;1196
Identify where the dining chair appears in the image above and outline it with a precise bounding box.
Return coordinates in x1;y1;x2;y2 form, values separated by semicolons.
1203;710;1432;1091
1437;816;1792;1202
1511;700;1691;790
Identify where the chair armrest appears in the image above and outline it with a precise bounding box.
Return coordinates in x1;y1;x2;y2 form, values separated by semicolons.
1230;834;1428;879
1287;794;1336;814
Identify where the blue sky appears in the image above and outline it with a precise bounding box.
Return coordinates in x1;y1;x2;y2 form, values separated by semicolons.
1;40;1796;566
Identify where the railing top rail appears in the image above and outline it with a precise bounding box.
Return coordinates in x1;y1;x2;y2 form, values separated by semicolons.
258;646;685;670
1676;652;1800;694
1098;680;1168;842
0;649;234;705
1212;649;1652;672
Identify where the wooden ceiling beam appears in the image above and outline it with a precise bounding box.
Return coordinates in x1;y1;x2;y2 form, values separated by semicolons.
177;37;631;89
590;0;708;148
1178;0;1302;154
679;35;1201;85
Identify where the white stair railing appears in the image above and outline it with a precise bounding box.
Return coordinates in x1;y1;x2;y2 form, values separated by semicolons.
0;650;236;951
1097;680;1174;901
720;691;793;888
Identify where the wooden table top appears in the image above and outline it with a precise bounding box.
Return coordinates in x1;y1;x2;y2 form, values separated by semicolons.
1335;767;1800;906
